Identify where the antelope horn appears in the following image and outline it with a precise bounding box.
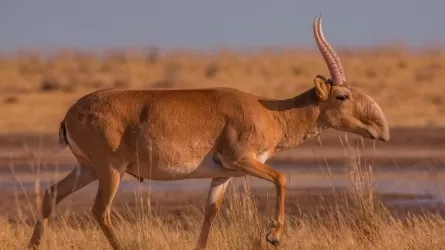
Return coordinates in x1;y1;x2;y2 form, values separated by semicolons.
313;15;344;85
316;15;346;84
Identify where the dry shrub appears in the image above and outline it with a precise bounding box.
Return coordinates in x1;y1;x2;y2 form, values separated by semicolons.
4;96;18;104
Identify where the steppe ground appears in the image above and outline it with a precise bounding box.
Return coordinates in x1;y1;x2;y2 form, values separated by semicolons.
0;46;445;249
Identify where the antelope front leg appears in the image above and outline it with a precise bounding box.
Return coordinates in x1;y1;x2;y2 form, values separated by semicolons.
231;156;286;246
196;177;231;249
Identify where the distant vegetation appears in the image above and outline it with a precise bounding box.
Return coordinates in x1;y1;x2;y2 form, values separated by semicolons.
0;44;444;132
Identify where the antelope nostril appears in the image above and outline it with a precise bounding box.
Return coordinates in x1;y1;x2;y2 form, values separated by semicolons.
366;130;376;139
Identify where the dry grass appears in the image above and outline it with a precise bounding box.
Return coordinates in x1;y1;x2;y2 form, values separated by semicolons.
0;44;445;133
1;138;445;249
3;191;445;250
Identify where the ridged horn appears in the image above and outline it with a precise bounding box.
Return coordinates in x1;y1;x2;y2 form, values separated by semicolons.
317;15;346;83
313;15;345;85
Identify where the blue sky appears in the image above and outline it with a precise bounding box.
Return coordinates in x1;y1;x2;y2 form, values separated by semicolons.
1;0;444;52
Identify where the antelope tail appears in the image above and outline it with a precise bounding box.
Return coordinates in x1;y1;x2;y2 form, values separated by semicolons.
53;120;69;153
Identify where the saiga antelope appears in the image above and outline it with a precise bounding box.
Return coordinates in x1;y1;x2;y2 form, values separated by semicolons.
28;15;390;249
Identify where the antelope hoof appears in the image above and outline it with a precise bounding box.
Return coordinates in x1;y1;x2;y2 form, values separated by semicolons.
266;232;280;247
266;220;282;247
27;244;38;250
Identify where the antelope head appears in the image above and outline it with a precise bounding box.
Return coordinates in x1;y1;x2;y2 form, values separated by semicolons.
312;16;390;142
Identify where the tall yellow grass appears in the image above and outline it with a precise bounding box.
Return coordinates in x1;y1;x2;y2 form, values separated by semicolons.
1;137;445;249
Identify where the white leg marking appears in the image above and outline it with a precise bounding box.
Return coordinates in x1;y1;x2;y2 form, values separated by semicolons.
209;177;231;204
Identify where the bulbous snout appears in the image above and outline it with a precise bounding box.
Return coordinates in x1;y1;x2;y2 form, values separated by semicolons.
326;88;391;143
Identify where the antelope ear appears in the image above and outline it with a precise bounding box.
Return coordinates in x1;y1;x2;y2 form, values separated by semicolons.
314;75;331;101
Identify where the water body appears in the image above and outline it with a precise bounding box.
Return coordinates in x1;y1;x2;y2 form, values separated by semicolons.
2;163;445;205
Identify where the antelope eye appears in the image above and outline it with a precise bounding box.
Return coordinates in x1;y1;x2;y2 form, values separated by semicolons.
336;95;349;101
